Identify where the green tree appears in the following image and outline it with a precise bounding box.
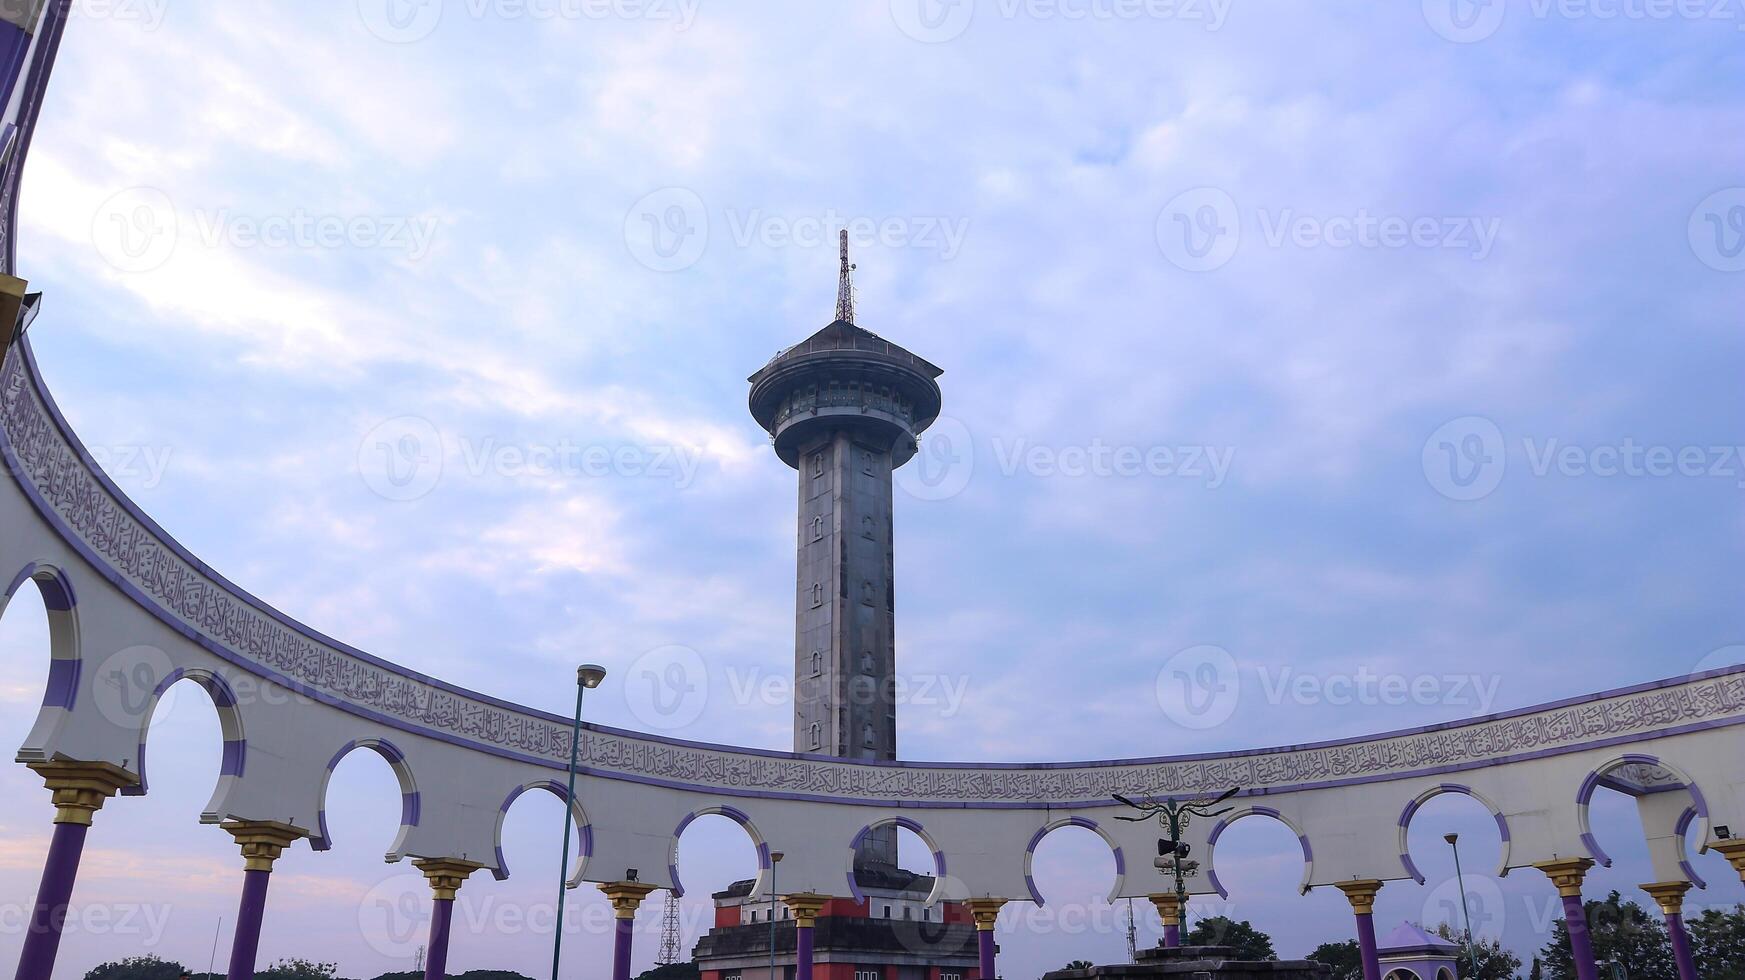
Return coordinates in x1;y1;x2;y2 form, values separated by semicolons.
256;960;338;980
1687;904;1745;980
1306;939;1362;980
1057;961;1095;972
1529;957;1543;980
1183;915;1275;960
1430;922;1520;980
83;956;189;980
1538;891;1673;980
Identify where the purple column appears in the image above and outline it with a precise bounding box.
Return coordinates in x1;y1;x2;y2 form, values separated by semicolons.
977;928;996;979
796;922;815;980
1354;911;1381;980
1664;911;1696;980
1163;923;1180;948
612;915;635;980
14;822;88;980
226;868;273;980
425;897;455;980
1562;893;1599;980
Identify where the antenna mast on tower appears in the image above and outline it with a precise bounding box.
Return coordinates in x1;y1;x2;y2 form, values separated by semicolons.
834;229;856;324
657;887;682;965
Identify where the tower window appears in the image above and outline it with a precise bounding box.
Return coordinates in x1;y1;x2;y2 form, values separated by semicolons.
862;722;876;748
812;453;825;477
861;580;874;606
811;515;824;541
811;650;823;676
809;723;821;749
811;583;823;608
861;515;874;540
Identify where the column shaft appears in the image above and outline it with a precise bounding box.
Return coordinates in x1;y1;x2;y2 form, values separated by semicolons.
14;822;88;980
1354;911;1380;980
977;928;995;980
1163;923;1180;948
425;897;455;980
612;916;635;980
1561;893;1598;980
226;868;273;980
796;923;815;980
1664;911;1696;980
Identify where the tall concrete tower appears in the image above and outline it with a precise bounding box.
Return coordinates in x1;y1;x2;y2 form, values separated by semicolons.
748;233;943;868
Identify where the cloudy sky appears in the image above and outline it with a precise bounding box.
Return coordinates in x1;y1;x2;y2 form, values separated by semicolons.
0;0;1742;976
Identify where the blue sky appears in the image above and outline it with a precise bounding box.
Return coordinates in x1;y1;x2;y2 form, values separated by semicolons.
0;0;1742;976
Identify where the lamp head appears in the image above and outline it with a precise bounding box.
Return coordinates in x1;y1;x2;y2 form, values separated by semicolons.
1444;833;1459;846
578;664;607;689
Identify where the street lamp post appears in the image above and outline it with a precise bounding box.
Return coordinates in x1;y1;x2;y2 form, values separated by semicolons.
551;664;607;980
1444;833;1479;979
768;851;784;980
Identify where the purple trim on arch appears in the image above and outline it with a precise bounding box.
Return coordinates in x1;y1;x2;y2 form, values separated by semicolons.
1112;847;1125;876
1250;806;1281;819
13;564;77;611
1208;867;1227;899
1577;771;1603;807
1439;782;1472;794
1685;782;1709;818
1674;807;1708;889
851;824;871;851
221;738;245;775
1025;872;1043;906
718;805;750;824
757;842;771;870
933;850;947;876
669;863;683;898
893;816;924;834
1495;811;1511;841
1025;826;1048;853
1398;798;1422;828
1298;834;1313;861
402;791;421;826
5;341;1745;808
5;560;37;597
673;812;698;838
1580;832;1612;868
41;656;77;709
1401;851;1424;885
846;871;863;903
1066;816;1099;830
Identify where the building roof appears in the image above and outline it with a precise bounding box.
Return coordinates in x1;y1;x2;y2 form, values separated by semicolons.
747;318;943;386
712;862;939;902
1378;921;1460;958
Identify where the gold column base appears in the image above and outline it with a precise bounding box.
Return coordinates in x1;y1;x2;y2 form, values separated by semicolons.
1640;881;1691;917
415;858;487;901
598;881;659;919
1534;857;1596;898
1712;840;1745;885
965;898;1006;931
28;760;139;826
1147;893;1185;928
784;893;830;928
223;820;306;873
1333;879;1384;914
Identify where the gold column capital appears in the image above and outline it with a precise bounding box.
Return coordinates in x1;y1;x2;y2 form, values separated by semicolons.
965;897;1006;931
1639;881;1691;917
223;820;306;873
598;881;658;919
783;893;830;928
1147;893;1186;927
1534;857;1596;898
1712;840;1745;884
414;858;487;901
1333;879;1384;914
28;760;139;826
